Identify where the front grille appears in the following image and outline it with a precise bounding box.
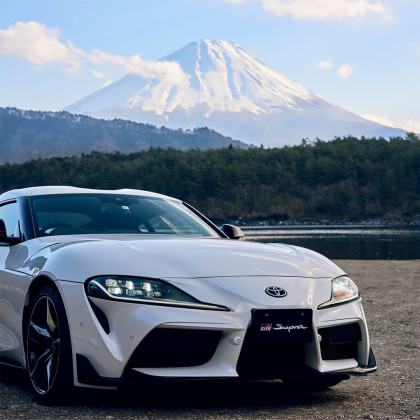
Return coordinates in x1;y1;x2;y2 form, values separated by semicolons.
319;323;361;360
125;328;222;369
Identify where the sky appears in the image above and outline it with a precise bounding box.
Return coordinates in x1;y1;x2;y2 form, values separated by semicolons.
0;0;419;133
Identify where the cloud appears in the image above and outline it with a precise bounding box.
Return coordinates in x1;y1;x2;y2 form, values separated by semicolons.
90;71;113;89
90;69;109;79
100;80;113;89
402;119;420;134
0;21;84;75
220;0;392;21
362;113;395;127
315;61;353;79
0;21;191;87
89;49;190;87
337;64;353;79
316;60;333;70
362;114;420;133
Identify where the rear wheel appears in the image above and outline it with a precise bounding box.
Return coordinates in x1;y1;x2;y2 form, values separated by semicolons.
25;286;73;404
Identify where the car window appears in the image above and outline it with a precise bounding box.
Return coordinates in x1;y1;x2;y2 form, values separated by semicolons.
149;212;201;234
0;202;19;237
36;212;93;230
29;194;220;238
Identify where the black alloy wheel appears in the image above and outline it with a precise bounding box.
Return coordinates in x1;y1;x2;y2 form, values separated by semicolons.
26;286;73;404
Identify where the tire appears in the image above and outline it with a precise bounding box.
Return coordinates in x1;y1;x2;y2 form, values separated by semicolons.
25;286;73;404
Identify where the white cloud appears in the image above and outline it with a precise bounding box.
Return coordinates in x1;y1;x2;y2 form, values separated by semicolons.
100;80;113;89
316;60;333;70
91;69;109;79
0;21;191;87
362;113;395;127
402;119;420;134
0;21;84;75
89;49;190;87
90;70;113;88
362;114;420;133
220;0;392;21
337;63;353;79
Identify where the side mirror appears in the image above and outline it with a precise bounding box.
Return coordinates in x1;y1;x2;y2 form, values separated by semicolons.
0;219;20;245
222;224;245;240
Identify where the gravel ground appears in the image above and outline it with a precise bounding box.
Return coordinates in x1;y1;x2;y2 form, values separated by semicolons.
0;260;419;419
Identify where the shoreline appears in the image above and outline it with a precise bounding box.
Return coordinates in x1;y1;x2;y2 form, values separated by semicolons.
215;217;420;227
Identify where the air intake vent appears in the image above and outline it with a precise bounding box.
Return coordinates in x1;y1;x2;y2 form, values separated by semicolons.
125;328;222;369
319;323;361;360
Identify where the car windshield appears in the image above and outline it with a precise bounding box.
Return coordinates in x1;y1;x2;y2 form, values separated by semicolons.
29;194;220;238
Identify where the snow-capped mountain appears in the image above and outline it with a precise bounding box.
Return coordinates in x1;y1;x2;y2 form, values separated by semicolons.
65;39;405;145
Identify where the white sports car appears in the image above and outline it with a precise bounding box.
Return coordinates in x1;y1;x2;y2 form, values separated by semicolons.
0;186;376;404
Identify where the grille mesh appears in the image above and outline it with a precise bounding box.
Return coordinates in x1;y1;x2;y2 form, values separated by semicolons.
319;323;361;360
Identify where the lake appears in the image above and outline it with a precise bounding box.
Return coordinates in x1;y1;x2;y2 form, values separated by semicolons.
242;225;420;260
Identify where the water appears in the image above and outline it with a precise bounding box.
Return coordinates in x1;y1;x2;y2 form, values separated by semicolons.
243;225;420;260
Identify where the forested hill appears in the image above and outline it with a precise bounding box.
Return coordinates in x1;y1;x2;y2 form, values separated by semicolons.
0;107;247;164
0;135;418;222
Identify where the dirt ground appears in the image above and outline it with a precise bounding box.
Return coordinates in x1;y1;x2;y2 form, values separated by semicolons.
0;260;419;419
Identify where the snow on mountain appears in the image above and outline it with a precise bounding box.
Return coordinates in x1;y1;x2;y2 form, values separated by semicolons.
65;39;406;145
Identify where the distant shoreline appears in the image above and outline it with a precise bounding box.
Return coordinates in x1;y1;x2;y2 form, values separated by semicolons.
215;217;420;227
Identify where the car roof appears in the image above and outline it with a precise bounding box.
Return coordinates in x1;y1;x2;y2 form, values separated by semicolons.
0;186;176;202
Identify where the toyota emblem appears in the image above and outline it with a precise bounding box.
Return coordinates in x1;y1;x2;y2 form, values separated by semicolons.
265;286;287;298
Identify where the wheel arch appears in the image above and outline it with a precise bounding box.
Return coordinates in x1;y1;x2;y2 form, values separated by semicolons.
22;275;63;347
23;275;75;403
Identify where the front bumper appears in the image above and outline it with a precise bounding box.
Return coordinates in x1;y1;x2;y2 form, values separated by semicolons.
75;348;377;388
333;347;377;375
57;278;377;389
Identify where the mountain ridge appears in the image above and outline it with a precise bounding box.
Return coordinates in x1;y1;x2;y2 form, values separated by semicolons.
0;107;247;164
65;39;406;145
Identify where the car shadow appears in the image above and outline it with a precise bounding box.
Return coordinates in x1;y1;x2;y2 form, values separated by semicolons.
73;379;347;409
0;365;28;386
0;365;350;410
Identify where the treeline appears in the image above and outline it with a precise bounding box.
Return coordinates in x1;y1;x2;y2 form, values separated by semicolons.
0;135;418;221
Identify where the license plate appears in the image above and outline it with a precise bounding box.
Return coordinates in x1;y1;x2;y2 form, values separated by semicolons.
250;309;313;344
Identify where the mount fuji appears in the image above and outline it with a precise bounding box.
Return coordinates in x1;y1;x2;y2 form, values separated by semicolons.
65;39;405;145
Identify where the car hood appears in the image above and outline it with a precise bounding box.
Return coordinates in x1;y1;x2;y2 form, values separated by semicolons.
7;235;345;281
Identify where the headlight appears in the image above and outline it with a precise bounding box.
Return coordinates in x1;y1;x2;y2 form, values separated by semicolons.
318;276;359;309
86;276;229;311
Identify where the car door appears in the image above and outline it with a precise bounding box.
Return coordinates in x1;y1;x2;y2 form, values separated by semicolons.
0;201;20;356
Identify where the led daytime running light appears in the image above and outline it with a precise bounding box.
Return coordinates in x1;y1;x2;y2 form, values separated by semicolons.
86;276;229;311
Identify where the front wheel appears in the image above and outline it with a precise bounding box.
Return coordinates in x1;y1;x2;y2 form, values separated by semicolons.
25;286;73;404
